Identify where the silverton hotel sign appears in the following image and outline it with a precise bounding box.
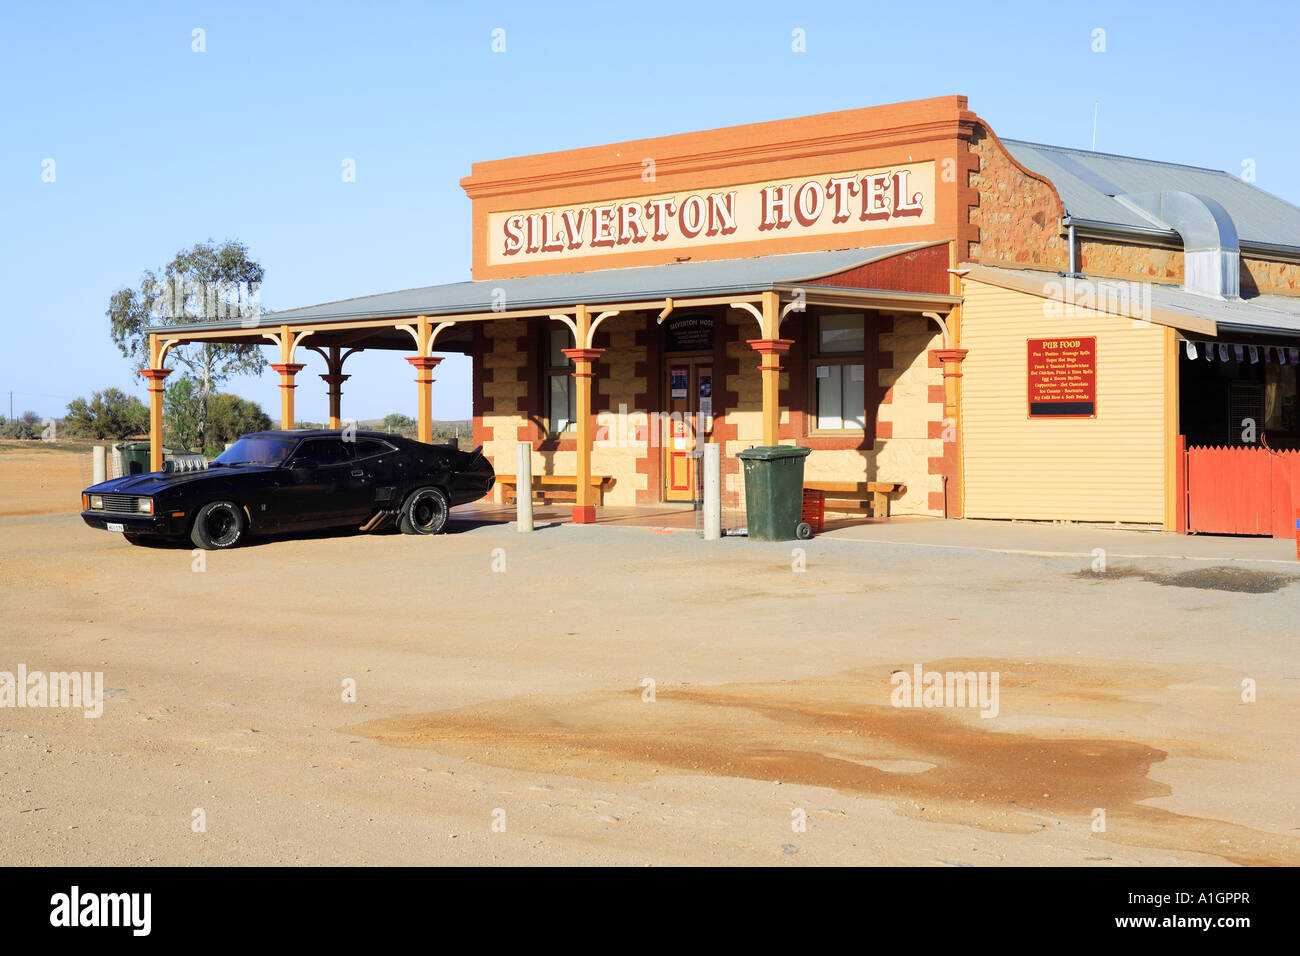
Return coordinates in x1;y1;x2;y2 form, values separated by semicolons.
489;161;936;265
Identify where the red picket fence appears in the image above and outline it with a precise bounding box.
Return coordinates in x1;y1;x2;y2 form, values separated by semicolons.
1179;437;1300;538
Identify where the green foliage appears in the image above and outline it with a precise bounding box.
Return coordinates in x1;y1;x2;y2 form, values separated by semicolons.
163;376;201;452
63;388;148;440
382;413;416;436
0;411;41;440
107;240;270;449
207;392;271;448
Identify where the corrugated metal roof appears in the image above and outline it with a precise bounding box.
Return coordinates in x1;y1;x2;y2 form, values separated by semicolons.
1003;140;1300;250
1184;289;1300;336
967;264;1300;338
156;243;933;333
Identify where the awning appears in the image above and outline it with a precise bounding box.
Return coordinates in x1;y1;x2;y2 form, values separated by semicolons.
962;264;1300;339
148;242;959;336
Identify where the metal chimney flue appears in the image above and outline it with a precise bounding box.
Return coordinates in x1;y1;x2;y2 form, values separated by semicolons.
1116;190;1241;299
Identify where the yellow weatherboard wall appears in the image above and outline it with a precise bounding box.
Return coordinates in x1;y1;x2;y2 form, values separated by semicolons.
960;278;1169;523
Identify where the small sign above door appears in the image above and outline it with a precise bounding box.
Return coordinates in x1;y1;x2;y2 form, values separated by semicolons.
664;314;714;352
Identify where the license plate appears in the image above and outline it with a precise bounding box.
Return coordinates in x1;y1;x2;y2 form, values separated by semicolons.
106;522;124;532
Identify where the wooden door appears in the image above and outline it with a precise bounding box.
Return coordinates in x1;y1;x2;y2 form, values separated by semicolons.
664;357;713;502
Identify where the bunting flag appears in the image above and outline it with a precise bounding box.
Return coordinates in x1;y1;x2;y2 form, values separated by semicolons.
1187;340;1300;365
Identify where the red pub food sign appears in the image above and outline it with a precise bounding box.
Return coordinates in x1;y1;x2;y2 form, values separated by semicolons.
1027;337;1097;418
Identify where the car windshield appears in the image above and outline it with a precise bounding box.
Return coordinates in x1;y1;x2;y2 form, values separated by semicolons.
211;437;297;466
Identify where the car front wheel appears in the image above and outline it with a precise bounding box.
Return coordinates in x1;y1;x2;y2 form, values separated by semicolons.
399;487;449;535
190;501;247;550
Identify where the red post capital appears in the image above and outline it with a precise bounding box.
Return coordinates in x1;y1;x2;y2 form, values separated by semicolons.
563;347;604;378
141;368;172;391
562;347;605;363
746;338;793;371
271;362;306;389
930;348;969;378
406;356;443;384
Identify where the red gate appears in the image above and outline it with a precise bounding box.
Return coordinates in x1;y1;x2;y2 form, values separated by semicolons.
1178;436;1300;538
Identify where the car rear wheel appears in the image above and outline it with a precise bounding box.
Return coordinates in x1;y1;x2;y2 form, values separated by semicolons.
399;487;449;535
191;501;247;550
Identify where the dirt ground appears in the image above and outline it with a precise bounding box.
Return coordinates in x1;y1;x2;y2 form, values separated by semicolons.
0;443;98;518
1;447;1297;865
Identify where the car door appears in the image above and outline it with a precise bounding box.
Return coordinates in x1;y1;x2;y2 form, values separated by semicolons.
278;438;360;528
350;439;398;513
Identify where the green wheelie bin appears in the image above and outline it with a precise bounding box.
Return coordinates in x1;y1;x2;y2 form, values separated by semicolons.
736;445;813;541
115;441;153;475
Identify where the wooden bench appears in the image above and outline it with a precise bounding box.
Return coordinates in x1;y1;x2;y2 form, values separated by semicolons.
803;480;904;518
495;474;614;506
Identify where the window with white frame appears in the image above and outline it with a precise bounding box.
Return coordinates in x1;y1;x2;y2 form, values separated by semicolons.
546;327;576;435
810;313;865;431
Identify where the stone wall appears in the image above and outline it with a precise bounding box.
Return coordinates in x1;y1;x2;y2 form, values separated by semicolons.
1242;256;1300;296
473;309;944;515
878;314;946;515
1075;241;1300;296
592;315;650;506
795;312;945;517
966;124;1068;273
721;312;770;510
473;319;529;483
1078;238;1182;284
473;314;657;506
965;123;1300;300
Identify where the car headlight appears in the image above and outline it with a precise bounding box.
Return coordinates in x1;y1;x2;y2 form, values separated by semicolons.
137;497;153;514
90;495;104;510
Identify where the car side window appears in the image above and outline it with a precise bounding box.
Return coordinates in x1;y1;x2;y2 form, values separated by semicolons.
299;439;353;467
354;439;396;460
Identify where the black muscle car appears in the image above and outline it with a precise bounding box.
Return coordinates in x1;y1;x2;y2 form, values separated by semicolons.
80;430;495;549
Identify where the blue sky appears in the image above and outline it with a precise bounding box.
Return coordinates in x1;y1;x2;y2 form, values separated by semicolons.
3;0;1297;424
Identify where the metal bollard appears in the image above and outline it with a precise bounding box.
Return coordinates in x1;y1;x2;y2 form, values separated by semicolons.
516;441;533;533
703;443;721;540
92;445;106;485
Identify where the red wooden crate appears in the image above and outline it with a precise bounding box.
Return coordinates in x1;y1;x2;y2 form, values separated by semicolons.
801;488;825;534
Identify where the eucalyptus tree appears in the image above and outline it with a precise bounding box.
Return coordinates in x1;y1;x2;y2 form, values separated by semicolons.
108;240;268;449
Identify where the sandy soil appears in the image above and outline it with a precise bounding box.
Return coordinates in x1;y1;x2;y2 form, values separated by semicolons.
0;446;92;518
0;447;1297;865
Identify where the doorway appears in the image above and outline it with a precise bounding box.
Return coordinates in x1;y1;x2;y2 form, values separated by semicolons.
663;356;713;503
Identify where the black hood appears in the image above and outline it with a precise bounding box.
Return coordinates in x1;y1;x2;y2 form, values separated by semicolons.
83;464;277;496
